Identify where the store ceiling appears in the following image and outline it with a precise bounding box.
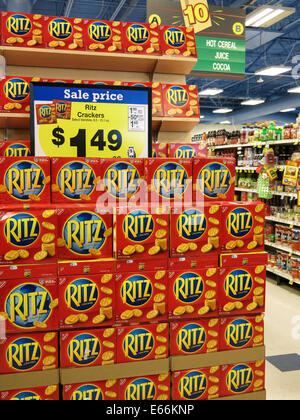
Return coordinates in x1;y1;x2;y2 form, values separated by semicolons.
2;0;300;126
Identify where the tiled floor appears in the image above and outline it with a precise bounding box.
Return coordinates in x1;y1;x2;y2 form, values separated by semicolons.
265;277;300;400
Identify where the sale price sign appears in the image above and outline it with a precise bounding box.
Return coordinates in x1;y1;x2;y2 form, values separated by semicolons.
31;83;152;158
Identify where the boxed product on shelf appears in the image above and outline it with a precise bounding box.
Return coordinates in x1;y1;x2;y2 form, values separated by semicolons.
0;205;58;265
0;276;58;333
0;262;57;280
51;157;101;203
116;322;169;363
63;380;118;400
0;156;51;203
119;373;170;400
0;331;59;374
170;318;219;356
172;367;220;400
44;15;86;51
126;82;163;117
58;258;115;276
60;326;117;368
193;157;236;202
84;19;124;53
56;205;113;260
161;84;200;118
113;205;169;260
59;273;115;329
144;158;193;203
0;76;37;113
220;360;265;397
219;314;264;351
168;142;208;159
220;201;265;254
152;143;168;158
123;22;161;55
0;384;60;400
160;25;197;58
0;11;46;48
170;204;221;258
0;141;31;157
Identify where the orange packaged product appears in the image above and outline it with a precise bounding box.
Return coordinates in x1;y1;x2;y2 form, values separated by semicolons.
44;15;86;51
63;380;118;400
0;141;31;157
172;368;221;400
161;84;200;118
85;19;124;53
119;373;170;400
0;385;59;400
123;22;161;55
160;25;197;58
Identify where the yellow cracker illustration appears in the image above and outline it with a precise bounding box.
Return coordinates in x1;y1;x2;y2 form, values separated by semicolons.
42;233;55;244
43;332;56;342
34;251;48;261
156;323;168;333
103;328;115;338
146;309;159;319
155;270;166;280
43;355;56;366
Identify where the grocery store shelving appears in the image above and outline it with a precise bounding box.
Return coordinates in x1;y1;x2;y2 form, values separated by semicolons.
0;113;30;129
267;265;300;286
265;240;300;257
209;139;300;150
265;215;300;228
235;187;297;199
236;166;285;171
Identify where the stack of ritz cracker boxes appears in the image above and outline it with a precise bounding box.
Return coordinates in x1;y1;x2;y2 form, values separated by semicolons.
0;148;267;400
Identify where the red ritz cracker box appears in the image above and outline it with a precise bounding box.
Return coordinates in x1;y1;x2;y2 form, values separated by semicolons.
144;158;193;204
0;331;59;375
169;143;207;159
168;266;219;321
115;263;168;325
170;318;219;356
0;76;34;113
123;22;161;55
53;99;72;120
113;205;169;260
85;19;124;53
193;157;236;203
220;201;265;254
126;82;163;117
1;11;46;48
0;277;59;333
63;380;118;400
51;157;101;203
44;15;86;51
0;263;57;280
172;367;221;400
160;25;197;58
36;103;57;125
119;373;170;400
56;205;113;260
60;327;117;369
59;258;115;276
219;314;264;352
0;205;58;266
169;254;219;270
0;156;51;204
152;143;168;158
0;384;59;400
59;273;115;330
116;322;169;364
170;204;222;258
220;360;265;397
98;158;146;206
161;84;200;118
0;141;31;157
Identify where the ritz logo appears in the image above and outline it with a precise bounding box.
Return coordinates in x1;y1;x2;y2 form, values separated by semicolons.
167;86;188;107
63;211;107;255
68;333;101;366
71;384;103;400
11;391;41;400
65;278;99;312
104;162;140;199
48;18;73;40
224;269;253;300
38;105;52;119
153;162;188;199
4;213;40;247
57;161;96;200
227;207;253;238
4;161;45;201
6;337;41;371
226;364;253;394
4;78;29;102
179;371;207;400
123;210;154;242
123;328;154;360
121;274;153;307
125;378;156;400
177;323;206;354
174;272;204;304
177;209;207;241
127;24;149;44
6;14;32;36
165;27;186;48
225;319;253;348
5;143;31;157
88;21;111;43
5;282;53;329
175;145;196;159
56;101;68;115
198;162;231;199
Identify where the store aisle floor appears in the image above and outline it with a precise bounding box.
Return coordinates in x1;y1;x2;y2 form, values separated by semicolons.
265;277;300;400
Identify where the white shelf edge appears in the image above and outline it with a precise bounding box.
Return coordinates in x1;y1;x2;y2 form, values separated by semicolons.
235;188;297;199
208;139;300;150
265;240;300;257
265;216;300;228
266;265;300;285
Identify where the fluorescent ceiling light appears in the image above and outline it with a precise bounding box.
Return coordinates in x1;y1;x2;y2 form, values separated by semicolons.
280;108;296;112
246;6;295;28
253;9;284;27
219;121;231;125
213;108;233;114
199;88;223;96
288;87;300;94
200;115;205;119
255;66;292;76
241;99;265;106
246;7;273;26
